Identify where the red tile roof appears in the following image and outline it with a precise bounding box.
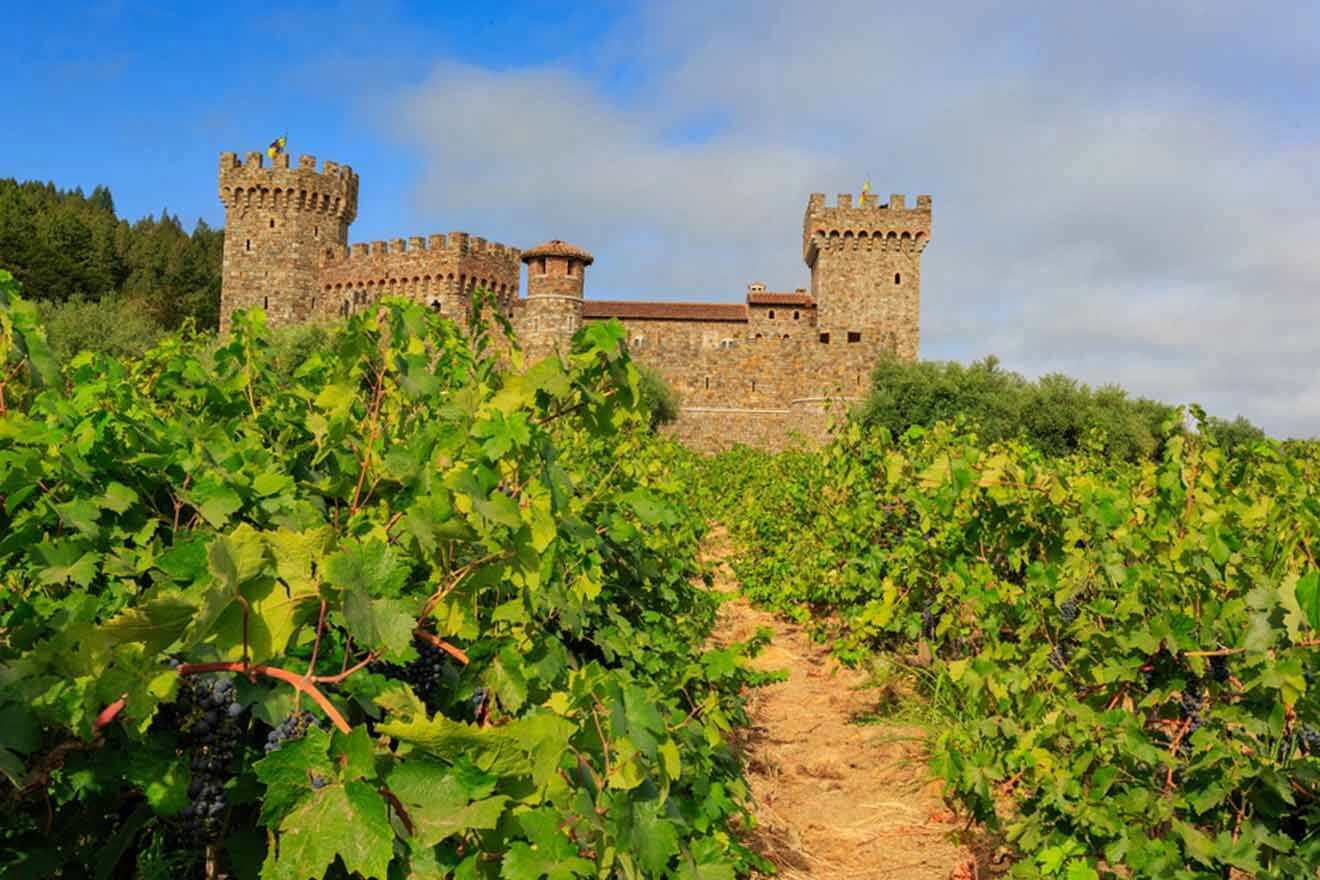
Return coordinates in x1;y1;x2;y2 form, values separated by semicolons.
581;300;748;322
521;240;594;264
747;291;815;307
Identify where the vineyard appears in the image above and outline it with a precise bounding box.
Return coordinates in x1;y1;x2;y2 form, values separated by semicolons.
0;269;771;879
3;259;1320;879
701;419;1320;878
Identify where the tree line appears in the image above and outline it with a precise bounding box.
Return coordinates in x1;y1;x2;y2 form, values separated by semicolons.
0;177;222;359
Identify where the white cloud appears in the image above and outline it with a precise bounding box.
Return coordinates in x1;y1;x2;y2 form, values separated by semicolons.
387;0;1320;438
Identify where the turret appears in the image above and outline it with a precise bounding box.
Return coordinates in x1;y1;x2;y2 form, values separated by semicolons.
217;151;358;332
802;191;931;358
520;240;593;357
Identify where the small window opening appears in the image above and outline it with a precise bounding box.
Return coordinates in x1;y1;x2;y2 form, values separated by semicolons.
768;310;775;319
895;272;901;284
430;300;441;312
311;297;316;310
751;380;757;392
245;239;251;252
314;226;319;238
270;218;276;229
704;377;710;390
793;310;800;320
755;333;763;340
263;296;269;310
819;332;830;343
847;331;862;343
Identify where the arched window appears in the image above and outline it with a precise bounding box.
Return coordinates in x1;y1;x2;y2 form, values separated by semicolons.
430;300;441;312
793;310;800;320
768;310;775;319
269;219;275;229
895;272;901;284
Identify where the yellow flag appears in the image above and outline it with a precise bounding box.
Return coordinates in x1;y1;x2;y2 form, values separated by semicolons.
861;179;871;199
266;135;287;159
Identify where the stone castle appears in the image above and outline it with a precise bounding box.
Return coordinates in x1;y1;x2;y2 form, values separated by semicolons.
217;150;932;449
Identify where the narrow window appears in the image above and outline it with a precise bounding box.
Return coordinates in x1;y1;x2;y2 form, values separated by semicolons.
819;332;830;343
269;218;275;229
768;310;775;319
895;272;901;284
847;331;862;343
311;297;316;310
263;296;269;310
314;226;319;238
245;239;251;252
793;310;800;320
751;380;756;392
704;377;710;389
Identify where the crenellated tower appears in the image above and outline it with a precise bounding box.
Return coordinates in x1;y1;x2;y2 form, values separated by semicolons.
218;151;358;332
520;240;593;357
803;191;931;358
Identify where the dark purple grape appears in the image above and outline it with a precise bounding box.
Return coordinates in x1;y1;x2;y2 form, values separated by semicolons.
1059;599;1079;624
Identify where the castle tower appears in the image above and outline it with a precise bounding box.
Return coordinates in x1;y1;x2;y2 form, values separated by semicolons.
218;151;358;332
802;191;931;358
520;240;593;356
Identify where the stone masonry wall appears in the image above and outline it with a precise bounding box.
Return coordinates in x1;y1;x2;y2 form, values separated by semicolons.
318;233;521;322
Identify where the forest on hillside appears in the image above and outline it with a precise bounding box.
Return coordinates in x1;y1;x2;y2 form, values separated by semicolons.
0;178;223;357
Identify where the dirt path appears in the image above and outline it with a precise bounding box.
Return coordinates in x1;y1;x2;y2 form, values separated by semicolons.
703;527;978;880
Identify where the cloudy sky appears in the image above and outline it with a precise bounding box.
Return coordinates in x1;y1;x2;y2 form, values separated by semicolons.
9;1;1320;436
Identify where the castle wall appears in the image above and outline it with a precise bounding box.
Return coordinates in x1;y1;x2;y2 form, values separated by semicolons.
593;315;886;450
318;233;521;322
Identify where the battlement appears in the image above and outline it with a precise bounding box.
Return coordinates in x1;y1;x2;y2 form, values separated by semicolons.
805;192;932;213
219;151;358;221
320;230;521;264
803;191;932;263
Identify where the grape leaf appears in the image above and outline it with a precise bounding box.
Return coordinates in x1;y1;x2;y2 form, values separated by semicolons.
261;781;393;880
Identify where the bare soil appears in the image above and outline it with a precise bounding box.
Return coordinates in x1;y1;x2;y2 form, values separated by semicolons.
703;527;981;880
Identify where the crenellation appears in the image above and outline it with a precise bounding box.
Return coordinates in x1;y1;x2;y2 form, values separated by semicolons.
245;151;263;168
889;194;905;209
471;236;486;253
447;232;470;255
408;236;425;252
351;243;369;258
390;238;405;254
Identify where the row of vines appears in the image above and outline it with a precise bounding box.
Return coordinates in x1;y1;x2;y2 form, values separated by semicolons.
0;268;771;879
700;417;1320;878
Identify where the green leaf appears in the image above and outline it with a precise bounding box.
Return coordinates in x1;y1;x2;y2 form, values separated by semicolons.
1295;571;1320;631
386;757;508;847
342;592;416;661
261;781;394;880
98;595;196;654
208;524;267;591
323;538;408;598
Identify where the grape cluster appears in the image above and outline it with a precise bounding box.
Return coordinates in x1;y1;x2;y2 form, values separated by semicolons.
174;674;244;844
920;600;938;640
1180;679;1204;738
1208;654;1229;684
1298;725;1320;755
1059;599;1079;624
265;710;321;754
1048;643;1070;671
368;642;453;712
404;643;450;708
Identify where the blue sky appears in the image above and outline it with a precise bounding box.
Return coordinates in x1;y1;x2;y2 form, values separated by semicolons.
8;1;1320;437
